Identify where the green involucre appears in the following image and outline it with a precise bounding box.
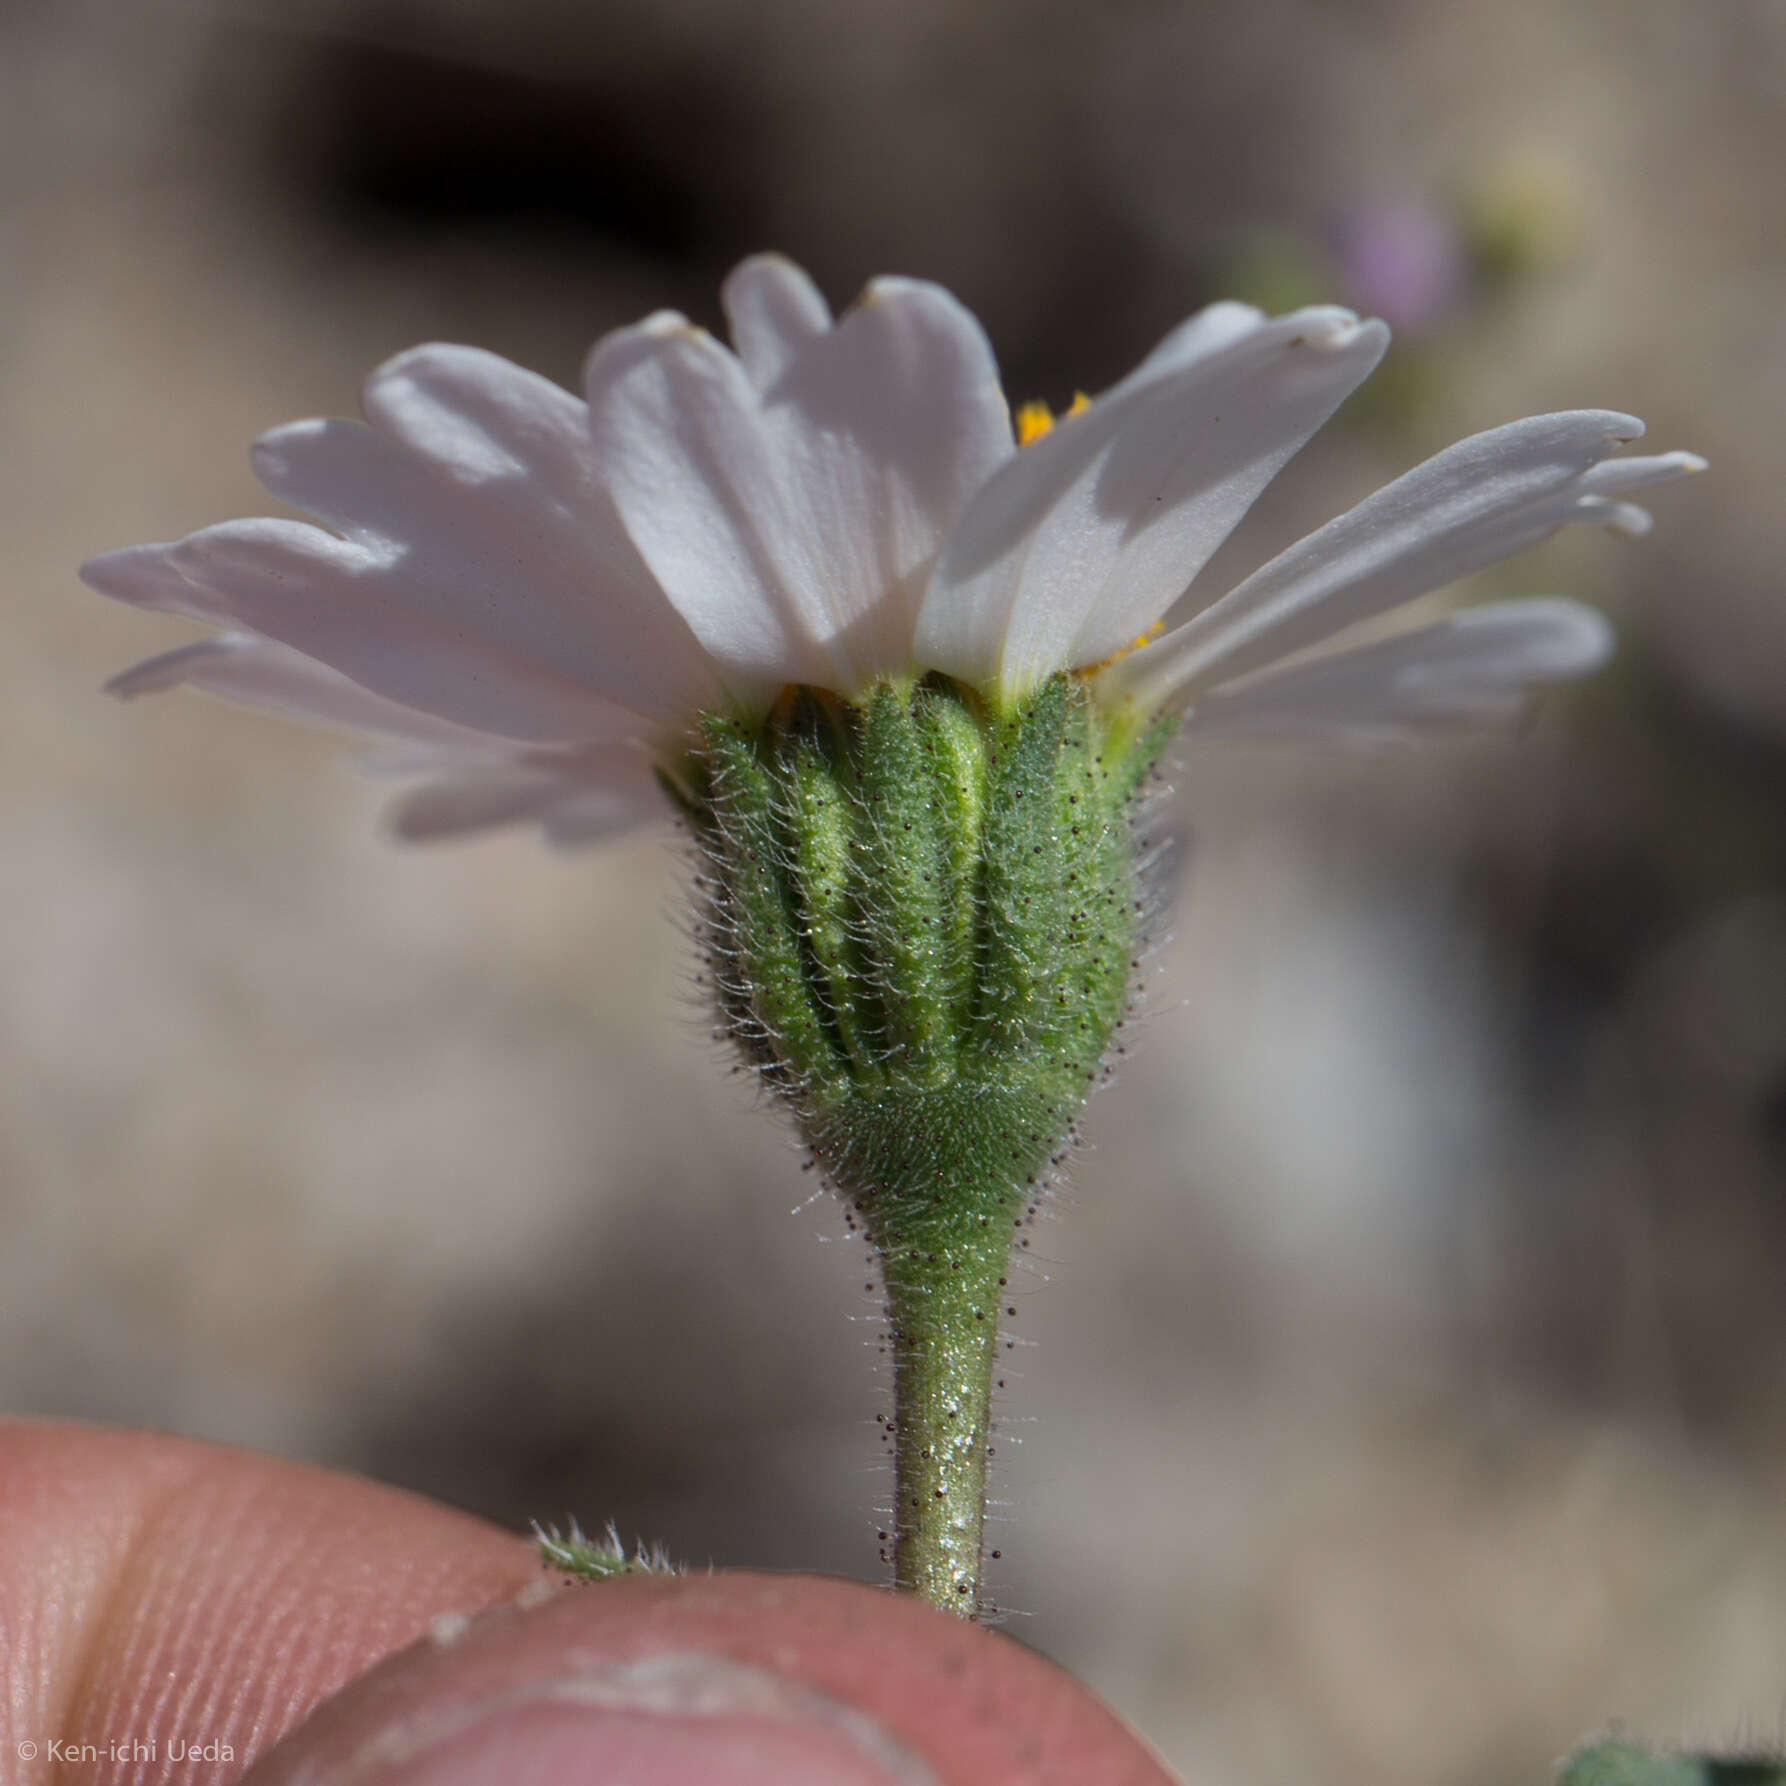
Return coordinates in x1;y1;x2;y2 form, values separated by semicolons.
686;670;1175;1615
690;672;1170;1135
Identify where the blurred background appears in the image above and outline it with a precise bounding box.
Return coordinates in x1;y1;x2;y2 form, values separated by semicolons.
3;1;1784;1781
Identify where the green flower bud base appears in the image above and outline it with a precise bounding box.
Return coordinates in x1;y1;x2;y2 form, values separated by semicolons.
678;671;1175;1618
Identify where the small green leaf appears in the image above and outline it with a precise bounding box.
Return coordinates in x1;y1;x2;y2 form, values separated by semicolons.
1562;1740;1786;1786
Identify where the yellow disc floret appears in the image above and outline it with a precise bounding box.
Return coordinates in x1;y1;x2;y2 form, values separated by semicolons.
1013;391;1092;447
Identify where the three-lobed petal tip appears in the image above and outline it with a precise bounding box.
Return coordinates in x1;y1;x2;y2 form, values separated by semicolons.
1094;412;1705;725
80;253;1700;844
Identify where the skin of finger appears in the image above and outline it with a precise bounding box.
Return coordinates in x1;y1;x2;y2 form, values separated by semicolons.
0;1423;1179;1786
0;1421;541;1786
241;1572;1181;1786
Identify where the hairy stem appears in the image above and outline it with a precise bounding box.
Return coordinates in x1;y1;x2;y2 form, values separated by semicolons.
880;1226;1010;1616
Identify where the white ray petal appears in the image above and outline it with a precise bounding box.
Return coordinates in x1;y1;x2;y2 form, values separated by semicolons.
1132;300;1273;373
252;415;692;700
106;633;501;751
276;344;739;716
1574;495;1654;537
82;521;661;743
389;772;574;840
387;755;661;846
1101;412;1701;714
106;628;670;846
544;786;666;849
586;273;1014;697
1577;449;1708;495
584;314;819;686
105;632;649;757
722;254;834;390
916;304;1389;698
361;342;589;482
80;332;772;736
1179;598;1614;744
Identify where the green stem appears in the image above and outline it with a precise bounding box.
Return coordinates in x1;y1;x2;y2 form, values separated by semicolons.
879;1214;1011;1618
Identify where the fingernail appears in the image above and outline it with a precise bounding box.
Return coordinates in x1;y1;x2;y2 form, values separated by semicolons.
320;1651;943;1786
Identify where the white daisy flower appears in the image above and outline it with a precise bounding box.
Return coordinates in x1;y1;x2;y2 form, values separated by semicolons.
78;252;1704;1619
81;253;1701;846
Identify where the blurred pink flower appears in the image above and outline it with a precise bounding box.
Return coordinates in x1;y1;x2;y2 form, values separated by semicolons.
1331;197;1466;335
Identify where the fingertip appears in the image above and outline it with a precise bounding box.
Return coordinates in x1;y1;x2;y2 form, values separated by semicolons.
241;1572;1179;1786
1;1429;1178;1786
1;1421;541;1783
